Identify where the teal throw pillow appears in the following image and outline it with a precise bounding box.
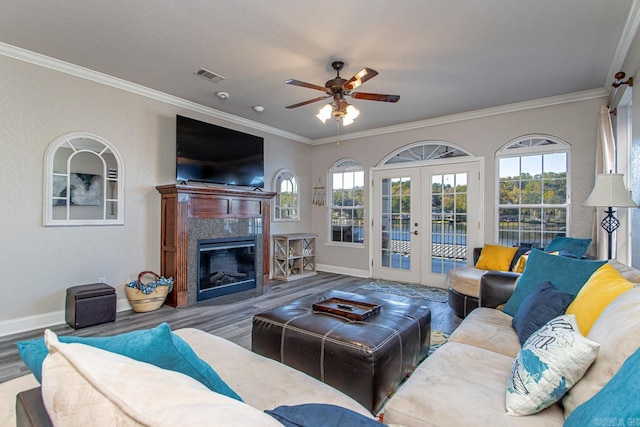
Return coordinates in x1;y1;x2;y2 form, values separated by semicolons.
16;322;242;401
502;250;605;317
564;346;640;425
545;237;591;258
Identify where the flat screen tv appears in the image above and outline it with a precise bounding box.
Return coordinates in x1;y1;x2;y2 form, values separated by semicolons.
176;115;264;188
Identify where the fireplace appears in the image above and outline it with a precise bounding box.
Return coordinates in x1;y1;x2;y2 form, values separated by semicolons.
197;237;257;301
157;184;276;308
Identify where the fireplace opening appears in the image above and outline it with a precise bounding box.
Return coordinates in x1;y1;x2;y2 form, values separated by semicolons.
197;237;257;301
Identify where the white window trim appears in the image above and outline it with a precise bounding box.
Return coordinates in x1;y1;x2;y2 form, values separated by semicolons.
327;158;365;246
379;140;473;166
494;134;571;245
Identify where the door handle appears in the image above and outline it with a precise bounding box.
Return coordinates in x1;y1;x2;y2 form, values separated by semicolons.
413;230;419;235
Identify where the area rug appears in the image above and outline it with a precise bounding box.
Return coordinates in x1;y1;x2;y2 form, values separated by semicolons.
359;280;449;303
429;330;449;356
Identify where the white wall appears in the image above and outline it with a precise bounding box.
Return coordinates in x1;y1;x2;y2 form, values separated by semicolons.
0;55;312;334
310;97;605;275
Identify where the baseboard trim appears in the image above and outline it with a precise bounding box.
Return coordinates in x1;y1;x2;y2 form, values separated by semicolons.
0;298;132;337
316;264;369;278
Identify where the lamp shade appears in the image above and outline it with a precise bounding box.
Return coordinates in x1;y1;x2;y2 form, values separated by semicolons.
316;104;333;123
584;174;637;207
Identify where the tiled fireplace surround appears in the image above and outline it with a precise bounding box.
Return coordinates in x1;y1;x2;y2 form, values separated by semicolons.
156;184;276;308
187;217;263;303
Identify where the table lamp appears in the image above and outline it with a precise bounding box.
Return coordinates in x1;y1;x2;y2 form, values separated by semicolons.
584;173;637;259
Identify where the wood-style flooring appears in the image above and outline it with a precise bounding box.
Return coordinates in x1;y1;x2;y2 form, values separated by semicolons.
0;272;462;384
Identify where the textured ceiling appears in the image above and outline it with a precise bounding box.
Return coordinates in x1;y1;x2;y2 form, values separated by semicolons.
0;0;636;142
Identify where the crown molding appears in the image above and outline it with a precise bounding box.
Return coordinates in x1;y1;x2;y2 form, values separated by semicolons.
0;41;611;147
310;88;609;145
605;0;640;85
0;42;312;144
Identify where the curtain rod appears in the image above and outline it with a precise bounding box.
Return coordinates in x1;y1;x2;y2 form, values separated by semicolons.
608;71;633;114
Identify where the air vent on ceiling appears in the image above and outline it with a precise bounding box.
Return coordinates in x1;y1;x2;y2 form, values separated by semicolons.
193;68;225;84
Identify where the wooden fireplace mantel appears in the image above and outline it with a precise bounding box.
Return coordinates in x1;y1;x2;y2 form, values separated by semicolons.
156;184;276;307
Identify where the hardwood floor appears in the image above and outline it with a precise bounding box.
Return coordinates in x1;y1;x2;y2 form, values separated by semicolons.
0;272;462;384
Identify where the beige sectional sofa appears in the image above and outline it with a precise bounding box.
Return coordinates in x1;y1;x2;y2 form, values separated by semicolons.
384;259;640;426
1;328;375;426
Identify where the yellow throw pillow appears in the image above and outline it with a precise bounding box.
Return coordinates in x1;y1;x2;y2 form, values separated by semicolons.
512;253;530;273
566;263;633;336
511;251;559;273
474;244;518;272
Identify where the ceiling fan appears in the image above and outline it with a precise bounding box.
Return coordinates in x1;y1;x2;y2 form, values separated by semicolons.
284;61;400;125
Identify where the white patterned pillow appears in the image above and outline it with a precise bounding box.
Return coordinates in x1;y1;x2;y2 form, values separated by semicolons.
506;315;599;416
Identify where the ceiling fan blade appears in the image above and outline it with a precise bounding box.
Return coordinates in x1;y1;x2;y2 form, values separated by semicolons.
351;92;400;103
284;79;328;92
343;68;378;90
285;95;331;109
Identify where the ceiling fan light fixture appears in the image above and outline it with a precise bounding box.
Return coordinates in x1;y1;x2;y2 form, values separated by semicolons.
317;102;359;126
345;104;359;120
316;103;333;123
341;104;359;126
292;60;396;126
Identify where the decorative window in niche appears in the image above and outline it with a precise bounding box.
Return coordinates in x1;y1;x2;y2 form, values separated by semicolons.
273;169;299;221
44;132;124;226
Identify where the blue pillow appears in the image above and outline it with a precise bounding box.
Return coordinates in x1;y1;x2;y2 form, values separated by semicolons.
502;250;605;316
16;322;242;401
564;346;640;425
265;404;384;427
511;281;574;344
545;237;591;258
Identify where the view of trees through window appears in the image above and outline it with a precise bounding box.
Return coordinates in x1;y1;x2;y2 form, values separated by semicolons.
498;150;568;247
432;173;468;273
331;161;365;244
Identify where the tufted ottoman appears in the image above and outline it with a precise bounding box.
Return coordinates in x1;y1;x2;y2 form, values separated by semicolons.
251;290;431;413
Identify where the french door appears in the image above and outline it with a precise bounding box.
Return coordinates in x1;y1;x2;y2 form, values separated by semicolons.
372;161;482;286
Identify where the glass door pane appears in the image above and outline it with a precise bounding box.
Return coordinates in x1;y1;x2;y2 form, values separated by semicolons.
380;176;412;270
430;172;468;274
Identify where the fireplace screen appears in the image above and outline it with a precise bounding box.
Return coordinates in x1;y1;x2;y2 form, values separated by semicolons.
197;237;257;301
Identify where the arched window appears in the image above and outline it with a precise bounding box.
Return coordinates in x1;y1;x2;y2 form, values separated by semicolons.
44;132;124;226
381;141;471;166
496;135;569;247
329;159;364;244
273;169;299;221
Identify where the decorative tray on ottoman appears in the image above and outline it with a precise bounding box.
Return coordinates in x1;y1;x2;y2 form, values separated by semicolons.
312;297;381;321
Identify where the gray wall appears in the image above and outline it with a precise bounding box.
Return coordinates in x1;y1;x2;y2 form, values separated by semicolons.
0;54;312;333
0;42;635;333
310;98;604;276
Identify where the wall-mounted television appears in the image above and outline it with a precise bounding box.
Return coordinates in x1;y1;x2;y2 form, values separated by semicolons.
176;115;264;188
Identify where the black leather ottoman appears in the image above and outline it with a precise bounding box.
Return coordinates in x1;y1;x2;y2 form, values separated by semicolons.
252;290;431;413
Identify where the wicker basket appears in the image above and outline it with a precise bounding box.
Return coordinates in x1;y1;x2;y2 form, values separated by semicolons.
125;271;172;313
